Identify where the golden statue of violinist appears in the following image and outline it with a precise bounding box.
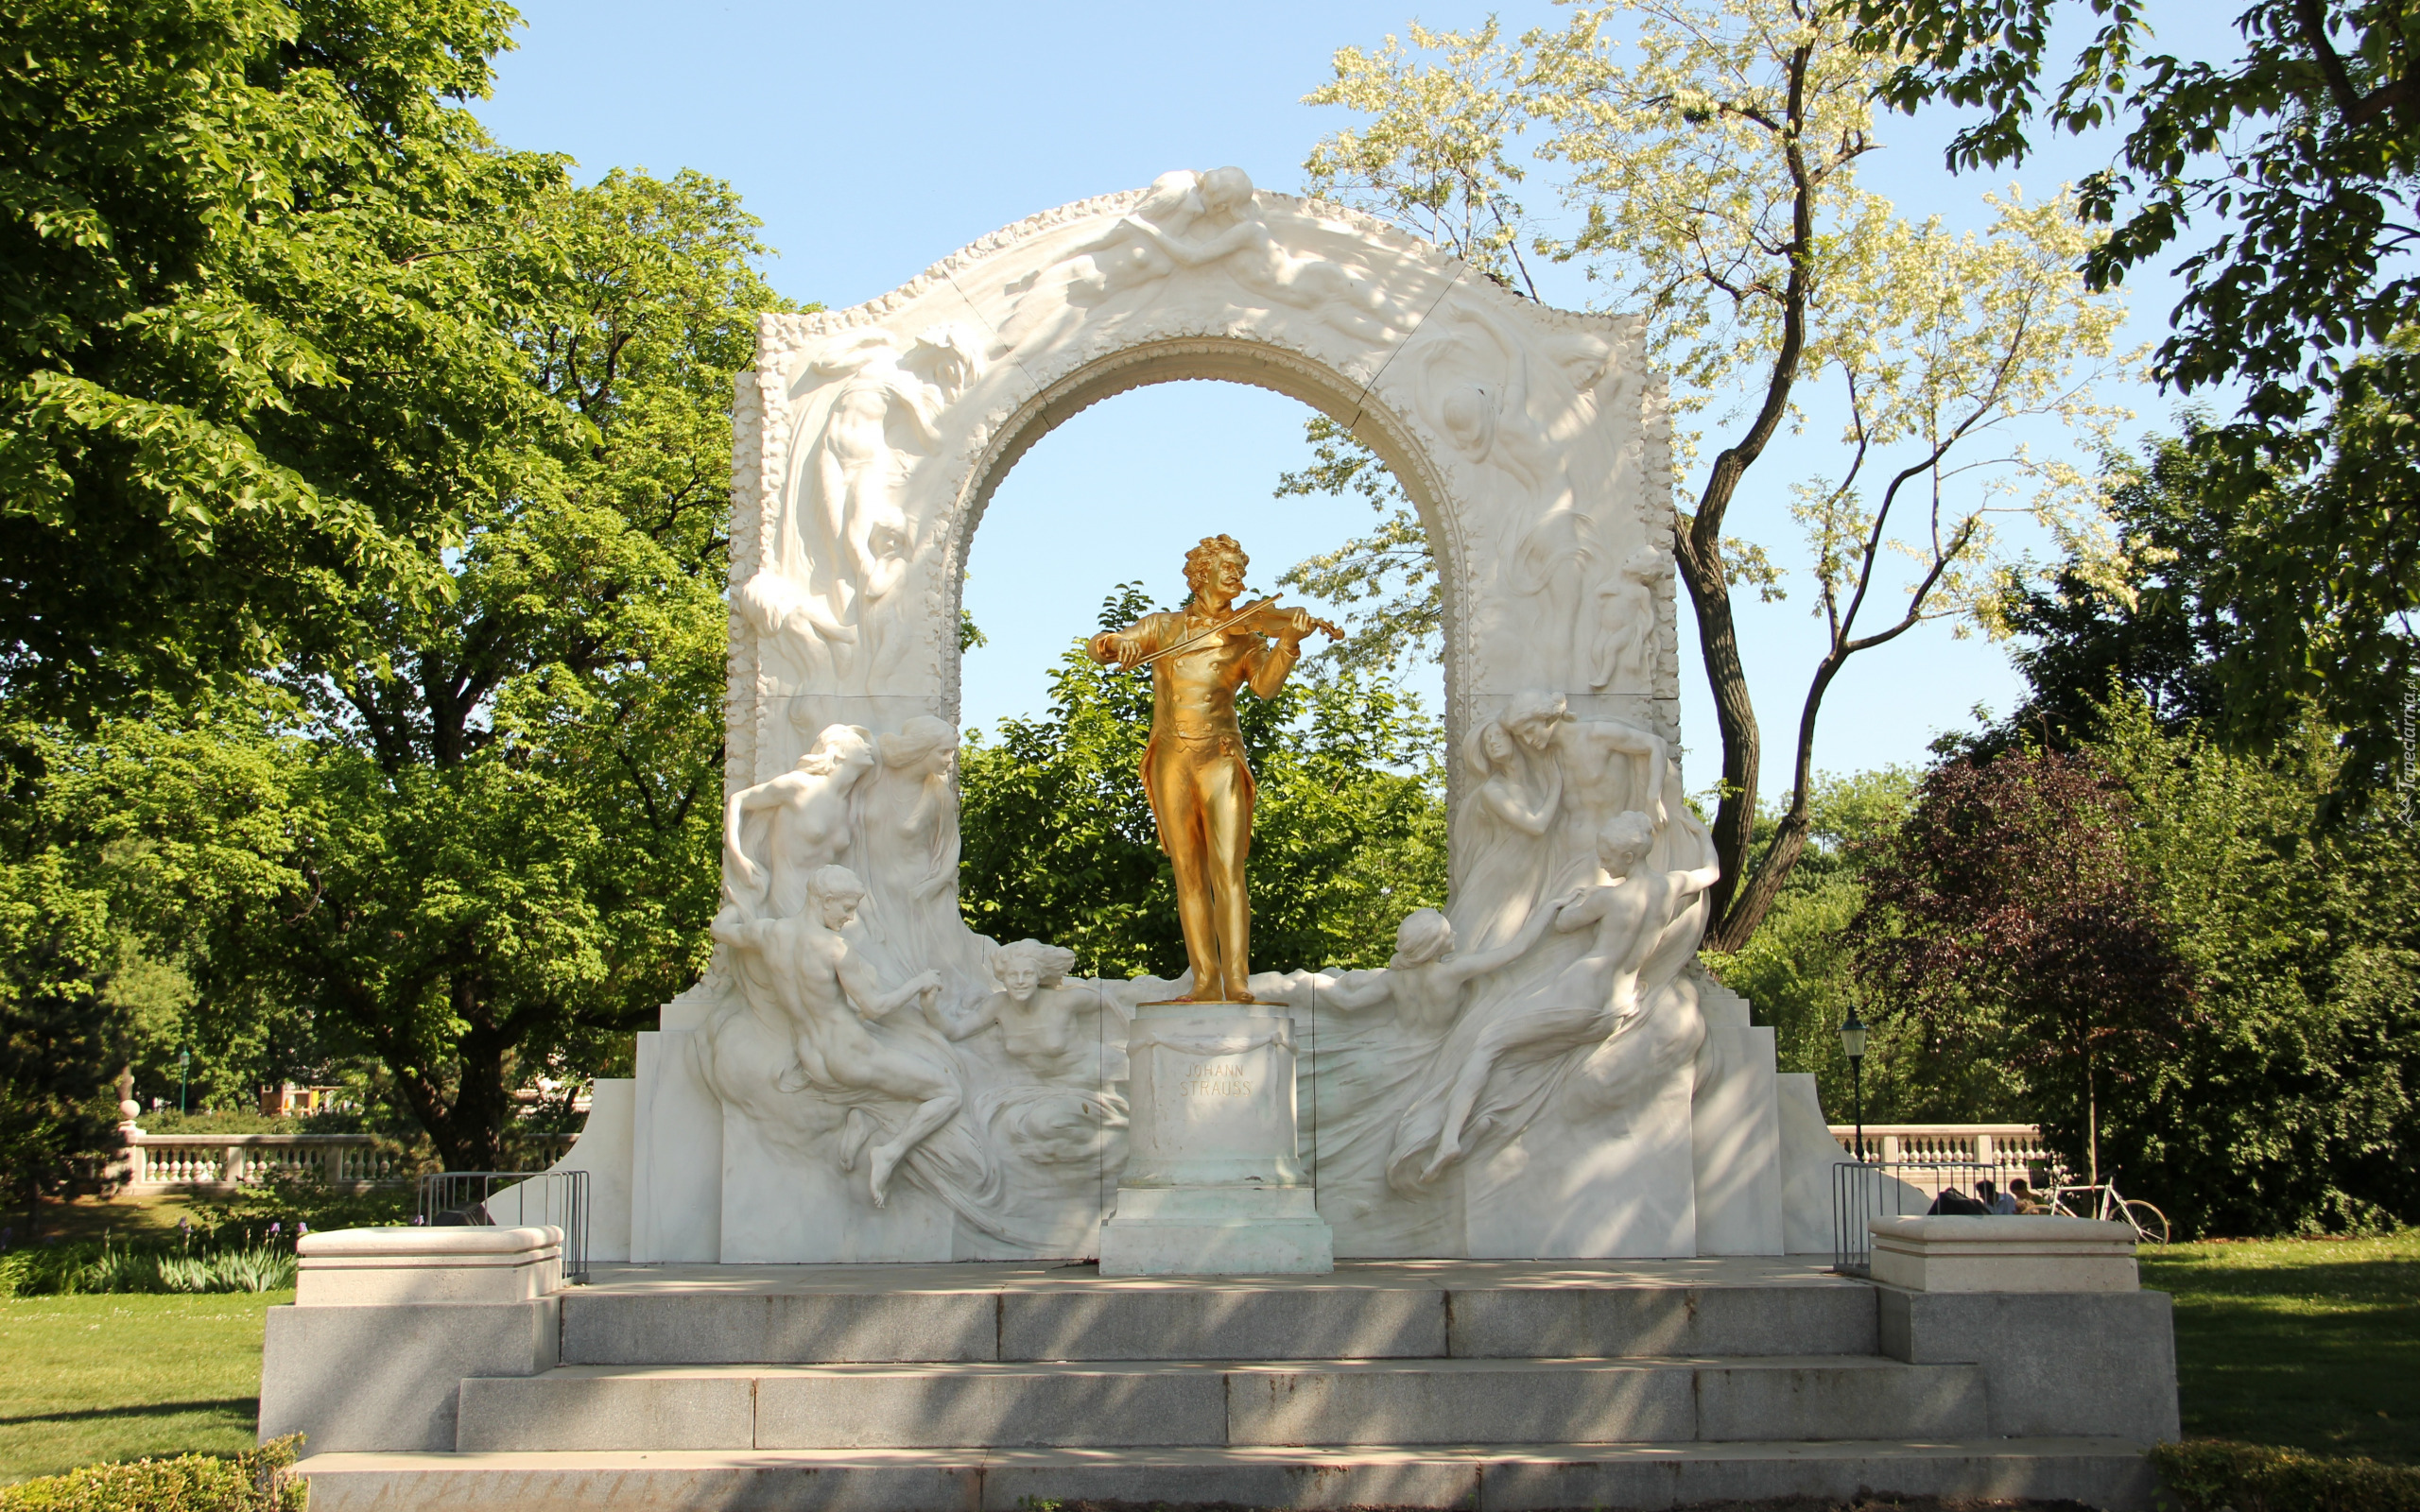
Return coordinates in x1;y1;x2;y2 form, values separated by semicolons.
1088;535;1341;1003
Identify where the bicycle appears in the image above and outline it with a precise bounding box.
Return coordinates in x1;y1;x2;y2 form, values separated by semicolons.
2043;1169;2170;1244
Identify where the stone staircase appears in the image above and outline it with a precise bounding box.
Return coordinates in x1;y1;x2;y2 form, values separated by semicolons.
291;1260;2158;1510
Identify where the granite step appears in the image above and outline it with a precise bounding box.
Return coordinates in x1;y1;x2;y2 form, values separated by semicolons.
455;1355;1987;1452
557;1273;1878;1364
295;1436;2159;1511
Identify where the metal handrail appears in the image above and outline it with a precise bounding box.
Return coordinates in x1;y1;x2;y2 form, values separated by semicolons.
417;1170;590;1284
1831;1159;2004;1276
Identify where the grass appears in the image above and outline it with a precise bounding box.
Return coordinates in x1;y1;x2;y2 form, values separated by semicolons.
2142;1231;2420;1464
0;1289;285;1485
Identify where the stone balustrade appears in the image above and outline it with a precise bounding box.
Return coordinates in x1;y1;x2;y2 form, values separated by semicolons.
123;1132;401;1192
1825;1123;2050;1172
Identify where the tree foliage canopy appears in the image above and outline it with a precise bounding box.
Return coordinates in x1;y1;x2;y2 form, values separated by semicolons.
1;164;786;1172
1300;0;2128;950
1852;0;2420;779
0;0;569;715
1846;743;2200;1182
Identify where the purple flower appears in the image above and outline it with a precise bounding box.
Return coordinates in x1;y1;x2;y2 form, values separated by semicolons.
268;1222;283;1236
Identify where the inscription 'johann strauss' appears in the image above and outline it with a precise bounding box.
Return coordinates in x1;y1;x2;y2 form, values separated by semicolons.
1180;1061;1253;1097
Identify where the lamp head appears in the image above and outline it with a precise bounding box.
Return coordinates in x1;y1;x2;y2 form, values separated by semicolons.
1839;1008;1868;1062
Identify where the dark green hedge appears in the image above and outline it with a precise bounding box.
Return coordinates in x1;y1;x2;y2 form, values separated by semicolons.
2155;1439;2420;1512
0;1438;302;1511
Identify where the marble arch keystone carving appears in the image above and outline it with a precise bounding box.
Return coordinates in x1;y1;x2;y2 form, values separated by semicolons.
614;168;1845;1267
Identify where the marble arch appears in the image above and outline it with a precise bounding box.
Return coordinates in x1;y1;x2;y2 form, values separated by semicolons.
724;168;1681;822
595;169;1851;1269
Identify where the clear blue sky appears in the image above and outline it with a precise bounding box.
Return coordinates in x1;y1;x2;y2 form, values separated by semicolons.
474;0;2240;793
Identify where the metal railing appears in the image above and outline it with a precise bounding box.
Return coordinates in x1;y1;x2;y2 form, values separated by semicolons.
418;1170;590;1284
124;1134;402;1191
1832;1159;2001;1276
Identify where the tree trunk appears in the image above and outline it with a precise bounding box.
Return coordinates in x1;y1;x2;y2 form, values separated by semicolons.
1674;530;1764;936
392;978;514;1172
1675;39;1821;948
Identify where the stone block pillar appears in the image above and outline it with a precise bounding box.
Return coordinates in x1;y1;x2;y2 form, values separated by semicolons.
259;1227;564;1452
1871;1215;2180;1445
1098;1002;1332;1275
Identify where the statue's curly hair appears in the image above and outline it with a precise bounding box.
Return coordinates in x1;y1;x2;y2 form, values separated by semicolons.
1183;534;1249;600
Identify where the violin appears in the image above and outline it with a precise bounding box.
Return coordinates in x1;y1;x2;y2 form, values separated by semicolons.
1132;595;1343;668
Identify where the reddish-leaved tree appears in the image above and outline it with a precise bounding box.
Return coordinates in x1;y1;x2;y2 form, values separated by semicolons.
1846;749;2198;1184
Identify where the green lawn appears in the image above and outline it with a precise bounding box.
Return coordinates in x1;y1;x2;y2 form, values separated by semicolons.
2142;1233;2420;1463
0;1290;285;1485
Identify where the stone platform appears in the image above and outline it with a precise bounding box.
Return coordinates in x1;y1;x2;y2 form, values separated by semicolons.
280;1255;2170;1510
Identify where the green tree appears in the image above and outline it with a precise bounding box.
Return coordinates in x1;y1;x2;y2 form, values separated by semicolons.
1298;0;2129;949
1982;450;2420;1233
1852;0;2420;774
0;851;121;1235
58;170;795;1171
0;692;308;1226
1845;745;2201;1184
2086;700;2420;1235
0;0;563;716
959;587;1448;982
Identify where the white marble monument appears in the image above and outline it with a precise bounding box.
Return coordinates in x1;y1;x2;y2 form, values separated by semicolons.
553;168;1851;1266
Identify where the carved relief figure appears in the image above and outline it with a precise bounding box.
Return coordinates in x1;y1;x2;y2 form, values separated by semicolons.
1394;808;1720;1187
857;715;969;973
1547;712;1677;889
1053;170;1196;307
933;939;1122;1086
744;326;982;682
1108;168;1405;344
1453;705;1565;952
1586;543;1668;692
723;724;875;918
1309;904;1563;1039
712;865;955;1208
1087;535;1339;1002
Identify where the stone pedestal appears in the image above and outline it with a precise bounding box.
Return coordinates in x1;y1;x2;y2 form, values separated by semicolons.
1098;1001;1332;1275
1869;1214;2139;1293
261;1227;564;1452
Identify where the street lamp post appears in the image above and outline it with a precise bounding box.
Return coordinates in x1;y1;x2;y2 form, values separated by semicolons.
179;1050;190;1115
1838;1010;1869;1162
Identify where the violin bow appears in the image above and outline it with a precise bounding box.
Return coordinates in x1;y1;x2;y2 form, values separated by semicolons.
1129;597;1340;669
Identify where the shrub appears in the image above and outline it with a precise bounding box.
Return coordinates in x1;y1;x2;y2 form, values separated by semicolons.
0;1240;297;1297
0;1436;303;1511
2153;1439;2420;1512
186;1247;296;1294
0;1244;100;1297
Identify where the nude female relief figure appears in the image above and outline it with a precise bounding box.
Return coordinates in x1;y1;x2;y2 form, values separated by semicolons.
722;724;876;919
927;938;1126;1088
1396;808;1720;1187
1300;902;1563;1039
